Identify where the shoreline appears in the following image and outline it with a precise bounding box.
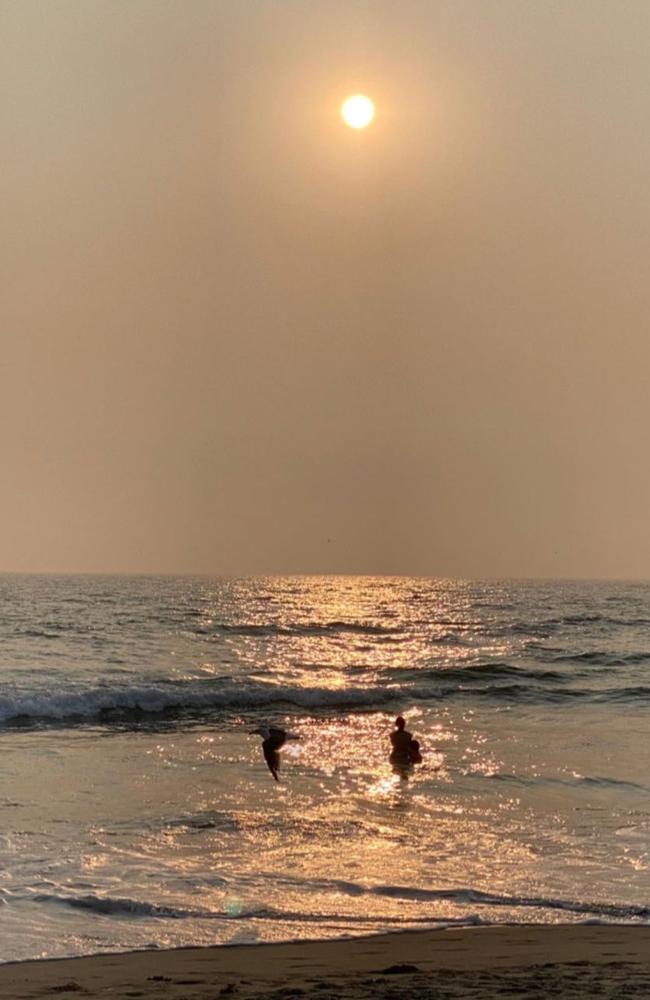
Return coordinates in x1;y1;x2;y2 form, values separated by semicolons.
3;924;650;999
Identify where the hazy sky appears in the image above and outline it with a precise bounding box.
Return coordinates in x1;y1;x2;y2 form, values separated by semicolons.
4;0;650;576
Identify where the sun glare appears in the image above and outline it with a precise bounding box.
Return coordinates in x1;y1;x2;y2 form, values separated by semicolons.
341;94;375;129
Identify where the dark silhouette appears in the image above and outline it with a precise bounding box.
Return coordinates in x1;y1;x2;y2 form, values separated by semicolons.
389;716;423;775
250;726;299;781
390;715;412;754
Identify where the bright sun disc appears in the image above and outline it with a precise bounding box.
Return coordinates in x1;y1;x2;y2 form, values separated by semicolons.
341;94;375;129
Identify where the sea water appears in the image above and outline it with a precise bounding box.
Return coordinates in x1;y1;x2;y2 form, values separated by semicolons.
0;575;648;961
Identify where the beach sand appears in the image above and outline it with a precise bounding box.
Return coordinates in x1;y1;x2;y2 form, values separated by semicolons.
2;925;649;999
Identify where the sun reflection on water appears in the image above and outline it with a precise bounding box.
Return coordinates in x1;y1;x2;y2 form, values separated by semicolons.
177;577;526;694
3;576;650;962
96;582;650;934
74;687;643;949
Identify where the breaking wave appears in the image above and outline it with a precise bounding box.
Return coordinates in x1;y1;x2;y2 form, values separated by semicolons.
32;885;650;925
1;671;648;727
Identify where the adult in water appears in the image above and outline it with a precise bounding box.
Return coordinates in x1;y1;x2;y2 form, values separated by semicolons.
389;716;422;775
390;716;413;760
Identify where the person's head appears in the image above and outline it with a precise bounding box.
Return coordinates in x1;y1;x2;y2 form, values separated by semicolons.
395;716;406;730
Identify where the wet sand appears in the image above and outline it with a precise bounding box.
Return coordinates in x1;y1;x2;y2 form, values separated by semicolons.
2;924;650;999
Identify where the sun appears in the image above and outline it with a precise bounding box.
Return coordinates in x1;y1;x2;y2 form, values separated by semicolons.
341;94;375;129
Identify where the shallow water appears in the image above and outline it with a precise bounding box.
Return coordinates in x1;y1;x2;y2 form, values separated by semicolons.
0;575;648;961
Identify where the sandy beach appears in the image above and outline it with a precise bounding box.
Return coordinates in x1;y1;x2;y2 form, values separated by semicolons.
2;925;650;999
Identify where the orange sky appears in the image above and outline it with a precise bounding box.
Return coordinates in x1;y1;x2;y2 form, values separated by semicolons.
3;1;650;576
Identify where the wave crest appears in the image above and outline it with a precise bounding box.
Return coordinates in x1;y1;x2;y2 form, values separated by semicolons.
32;884;650;925
1;670;648;727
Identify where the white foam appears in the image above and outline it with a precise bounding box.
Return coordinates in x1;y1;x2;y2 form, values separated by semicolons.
0;679;407;723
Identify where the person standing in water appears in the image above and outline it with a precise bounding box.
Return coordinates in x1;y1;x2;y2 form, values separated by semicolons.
390;716;413;760
389;714;423;771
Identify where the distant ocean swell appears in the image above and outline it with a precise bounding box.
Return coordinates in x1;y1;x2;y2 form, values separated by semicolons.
204;621;405;637
191;614;650;637
193;613;650;633
30;885;650;924
0;671;648;726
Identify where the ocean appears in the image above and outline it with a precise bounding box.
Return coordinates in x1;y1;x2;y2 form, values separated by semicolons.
0;574;648;962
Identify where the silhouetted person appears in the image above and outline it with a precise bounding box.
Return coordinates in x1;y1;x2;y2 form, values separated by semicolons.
408;739;423;764
390;716;413;758
389;716;423;775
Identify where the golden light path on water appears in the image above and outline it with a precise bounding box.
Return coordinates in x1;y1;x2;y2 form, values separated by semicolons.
132;713;535;938
3;575;648;960
192;577;516;697
133;579;581;937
